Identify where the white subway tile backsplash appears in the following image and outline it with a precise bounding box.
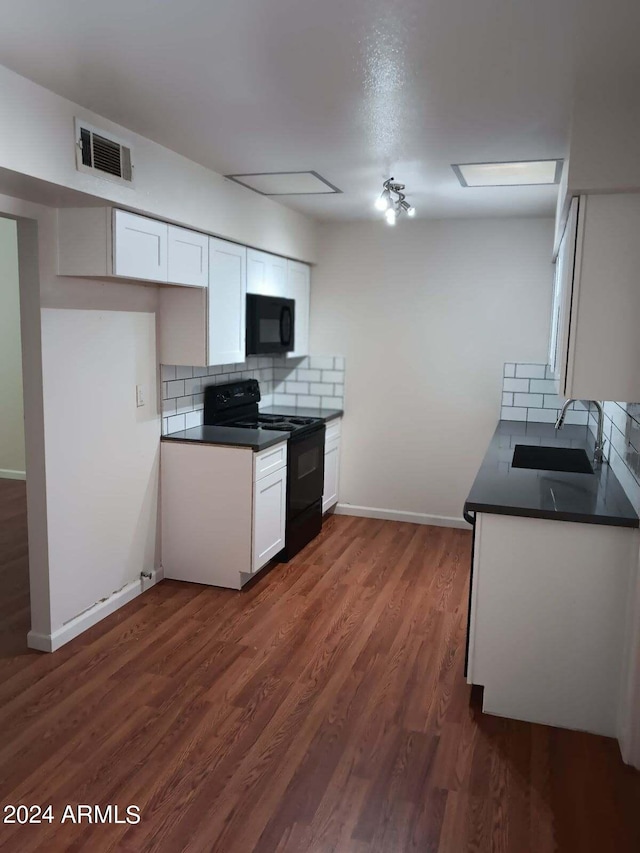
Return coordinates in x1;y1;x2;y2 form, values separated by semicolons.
166;379;185;399
504;363;516;378
322;370;344;383
502;392;513;407
299;395;321;407
273;393;297;406
503;378;529;393
161;355;345;435
562;410;589;426
185;410;203;429
515;364;546;379
514;393;543;408
185;377;202;395
162;398;177;416
528;408;558;423
310;382;333;396
167;413;186;433
529;379;559;395
310;356;335;370
285;381;309;395
175;395;193;415
296;369;321;382
543;394;565;410
501;406;527;421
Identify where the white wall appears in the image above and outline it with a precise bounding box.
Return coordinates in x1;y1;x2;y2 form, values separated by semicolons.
0;217;25;477
311;217;554;522
41;308;159;630
0;64;317;263
0;192;163;649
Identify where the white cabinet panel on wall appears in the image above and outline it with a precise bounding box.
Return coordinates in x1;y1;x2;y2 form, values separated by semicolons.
323;418;341;513
557;193;640;402
208;237;247;366
167;225;209;288
247;249;287;296
113;209;168;282
286;260;310;358
253;465;287;572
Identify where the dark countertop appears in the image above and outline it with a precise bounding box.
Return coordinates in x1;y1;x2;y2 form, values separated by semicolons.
465;421;639;528
260;405;343;423
161;425;290;451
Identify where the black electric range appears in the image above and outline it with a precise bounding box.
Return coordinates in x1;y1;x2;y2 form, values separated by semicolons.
204;379;326;561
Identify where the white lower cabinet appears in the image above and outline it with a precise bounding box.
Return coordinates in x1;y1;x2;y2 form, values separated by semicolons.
466;512;639;737
161;440;287;589
253;466;287;572
323;418;341;513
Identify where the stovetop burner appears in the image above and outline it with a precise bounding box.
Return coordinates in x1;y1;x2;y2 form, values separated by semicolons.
203;379;324;438
226;415;314;433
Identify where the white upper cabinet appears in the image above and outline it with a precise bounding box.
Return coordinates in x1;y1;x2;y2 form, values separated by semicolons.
557;193;640;402
286;260;311;359
247;249;287;296
208;237;247;366
58;208;209;289
167;225;209;288
113;209;168;282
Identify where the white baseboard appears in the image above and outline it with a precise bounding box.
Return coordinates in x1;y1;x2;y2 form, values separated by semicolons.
27;568;163;653
0;468;26;480
335;503;467;529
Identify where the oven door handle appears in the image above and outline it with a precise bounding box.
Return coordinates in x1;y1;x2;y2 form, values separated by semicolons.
280;305;293;347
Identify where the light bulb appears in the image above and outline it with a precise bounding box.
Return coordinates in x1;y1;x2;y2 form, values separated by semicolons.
385;207;396;225
407;206;416;217
374;195;389;211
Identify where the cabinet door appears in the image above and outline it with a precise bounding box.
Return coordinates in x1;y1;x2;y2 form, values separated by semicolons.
252;466;287;572
557;198;579;395
323;436;341;513
208;238;247;366
286;260;311;358
113;210;168;282
247;249;287;296
167;225;209;288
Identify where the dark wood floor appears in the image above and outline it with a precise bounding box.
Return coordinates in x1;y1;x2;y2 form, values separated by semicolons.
1;480;639;852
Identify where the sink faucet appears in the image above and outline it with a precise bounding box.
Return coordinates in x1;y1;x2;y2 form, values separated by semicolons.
555;400;606;467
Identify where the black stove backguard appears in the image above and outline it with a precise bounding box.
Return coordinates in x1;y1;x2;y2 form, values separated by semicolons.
203;379;262;425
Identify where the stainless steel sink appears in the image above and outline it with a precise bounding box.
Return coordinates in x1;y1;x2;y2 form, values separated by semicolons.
511;444;594;475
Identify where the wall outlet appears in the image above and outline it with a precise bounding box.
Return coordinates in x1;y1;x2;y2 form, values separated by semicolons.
136;384;145;408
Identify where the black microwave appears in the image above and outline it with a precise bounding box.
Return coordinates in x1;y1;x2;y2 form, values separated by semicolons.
246;294;295;355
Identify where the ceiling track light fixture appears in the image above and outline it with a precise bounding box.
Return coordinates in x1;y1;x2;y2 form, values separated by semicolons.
374;177;415;224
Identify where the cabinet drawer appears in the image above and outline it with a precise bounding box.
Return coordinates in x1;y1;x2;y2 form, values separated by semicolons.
325;418;342;443
254;441;287;481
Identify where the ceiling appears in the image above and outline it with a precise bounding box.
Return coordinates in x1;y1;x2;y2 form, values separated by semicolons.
0;0;626;221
